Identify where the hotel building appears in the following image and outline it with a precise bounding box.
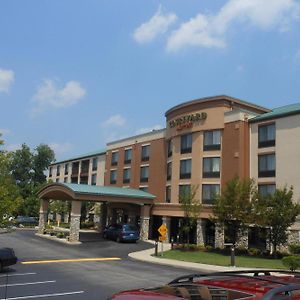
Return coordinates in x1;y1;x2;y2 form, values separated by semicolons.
42;95;300;246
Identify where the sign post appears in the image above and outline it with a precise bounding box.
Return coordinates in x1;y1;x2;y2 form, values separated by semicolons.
158;224;168;257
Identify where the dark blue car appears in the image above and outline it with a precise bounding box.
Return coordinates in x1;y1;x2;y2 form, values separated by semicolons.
103;224;139;243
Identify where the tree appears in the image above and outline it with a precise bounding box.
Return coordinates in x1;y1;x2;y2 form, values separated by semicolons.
213;177;256;245
253;186;300;255
179;185;202;245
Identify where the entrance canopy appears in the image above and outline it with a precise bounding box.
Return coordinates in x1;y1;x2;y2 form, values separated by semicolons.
38;183;156;205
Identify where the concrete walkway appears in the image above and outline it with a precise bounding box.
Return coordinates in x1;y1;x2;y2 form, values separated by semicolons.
129;241;255;272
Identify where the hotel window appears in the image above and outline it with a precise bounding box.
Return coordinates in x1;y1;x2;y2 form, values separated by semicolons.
181;133;192;154
123;168;131;184
141;145;150;161
179;185;191;202
139;186;148;192
258;123;275;148
110;170;117;184
111;152;119;166
56;165;61;176
56;178;59;183
140;166;149;182
203;157;220;178
91;174;97;185
258;184;276;197
167;162;172;181
258;154;275;177
49;167;53;177
64;177;68;183
92;158;98;171
167;139;173;157
204;130;221;151
202;184;220;204
64;163;69;175
124;149;132;164
166;186;171;203
180;159;192;179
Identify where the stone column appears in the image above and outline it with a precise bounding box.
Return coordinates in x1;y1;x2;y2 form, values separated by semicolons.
215;223;224;249
236;228;249;248
162;216;171;242
38;199;49;234
69;200;82;243
140;205;151;241
197;219;206;246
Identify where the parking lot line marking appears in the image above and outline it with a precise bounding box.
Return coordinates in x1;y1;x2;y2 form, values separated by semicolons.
0;280;56;288
21;257;121;264
0;291;84;300
0;273;37;278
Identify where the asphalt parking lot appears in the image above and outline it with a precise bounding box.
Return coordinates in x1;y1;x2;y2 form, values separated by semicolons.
0;229;192;299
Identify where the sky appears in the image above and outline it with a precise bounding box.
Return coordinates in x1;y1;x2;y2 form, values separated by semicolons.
1;0;300;161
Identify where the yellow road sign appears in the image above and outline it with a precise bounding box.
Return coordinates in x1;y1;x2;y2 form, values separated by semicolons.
158;224;167;236
159;235;166;241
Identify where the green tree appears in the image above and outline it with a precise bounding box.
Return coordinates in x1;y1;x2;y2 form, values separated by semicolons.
179;185;202;245
213;177;256;245
253;186;300;255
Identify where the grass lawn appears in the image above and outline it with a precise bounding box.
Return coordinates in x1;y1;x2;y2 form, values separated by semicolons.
160;250;285;269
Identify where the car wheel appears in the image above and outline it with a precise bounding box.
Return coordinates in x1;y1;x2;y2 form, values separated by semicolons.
116;236;121;243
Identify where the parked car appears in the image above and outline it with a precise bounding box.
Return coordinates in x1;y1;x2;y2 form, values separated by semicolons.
0;248;17;272
103;224;139;243
14;216;38;227
109;270;300;299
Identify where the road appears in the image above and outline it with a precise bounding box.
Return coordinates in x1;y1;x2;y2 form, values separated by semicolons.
0;230;194;300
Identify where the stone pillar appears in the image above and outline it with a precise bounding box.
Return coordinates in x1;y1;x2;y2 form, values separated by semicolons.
236;228;249;248
38;199;49;234
197;219;206;246
215;223;224;249
140;205;151;241
69;200;82;243
162;216;171;242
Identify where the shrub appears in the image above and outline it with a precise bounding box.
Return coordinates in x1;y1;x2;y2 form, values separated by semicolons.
289;243;300;255
56;232;65;239
282;256;300;271
205;245;214;252
236;247;249;256
80;221;94;229
248;248;261;257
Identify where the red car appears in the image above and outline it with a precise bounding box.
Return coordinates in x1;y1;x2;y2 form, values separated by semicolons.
109;270;300;300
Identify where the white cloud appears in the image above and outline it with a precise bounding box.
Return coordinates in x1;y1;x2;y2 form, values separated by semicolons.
101;114;127;128
0;69;14;93
167;0;300;52
48;142;73;157
0;128;11;136
31;79;86;115
133;5;177;43
135;125;163;135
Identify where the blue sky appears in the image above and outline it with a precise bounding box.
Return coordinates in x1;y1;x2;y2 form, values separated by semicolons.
1;0;300;161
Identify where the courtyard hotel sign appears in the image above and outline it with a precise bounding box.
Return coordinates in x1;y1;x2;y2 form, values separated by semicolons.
169;112;207;131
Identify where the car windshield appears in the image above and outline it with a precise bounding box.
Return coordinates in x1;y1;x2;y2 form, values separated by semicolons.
123;224;137;231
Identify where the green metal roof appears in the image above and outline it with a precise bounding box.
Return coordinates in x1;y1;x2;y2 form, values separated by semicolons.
51;149;106;166
250;103;300;122
60;183;156;200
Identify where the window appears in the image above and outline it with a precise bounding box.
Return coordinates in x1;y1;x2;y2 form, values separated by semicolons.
91;174;97;185
180;159;192;179
202;184;220;204
139;186;148;192
49;167;52;177
123;168;131;184
258;123;275;148
258;184;276;197
92;158;98;171
64;177;68;183
111;152;119;166
110;170;117;184
166;186;171;203
124;149;132;164
204;130;221;151
167;162;172;181
140;166;149;182
81;160;89;173
258;154;275;177
203;157;220;178
56;165;61;176
64;163;69;175
181;133;192;154
167;140;173;157
56;178;59;183
141;145;150;161
179;185;191;202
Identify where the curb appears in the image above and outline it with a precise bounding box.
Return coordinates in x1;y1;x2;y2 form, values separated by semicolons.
35;233;82;245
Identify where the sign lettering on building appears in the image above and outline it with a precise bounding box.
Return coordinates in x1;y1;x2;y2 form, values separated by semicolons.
168;112;207;131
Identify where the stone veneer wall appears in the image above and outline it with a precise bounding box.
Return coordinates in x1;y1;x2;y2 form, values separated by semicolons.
140;217;150;240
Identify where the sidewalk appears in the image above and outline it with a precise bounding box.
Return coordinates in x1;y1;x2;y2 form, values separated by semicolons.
129;241;254;272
